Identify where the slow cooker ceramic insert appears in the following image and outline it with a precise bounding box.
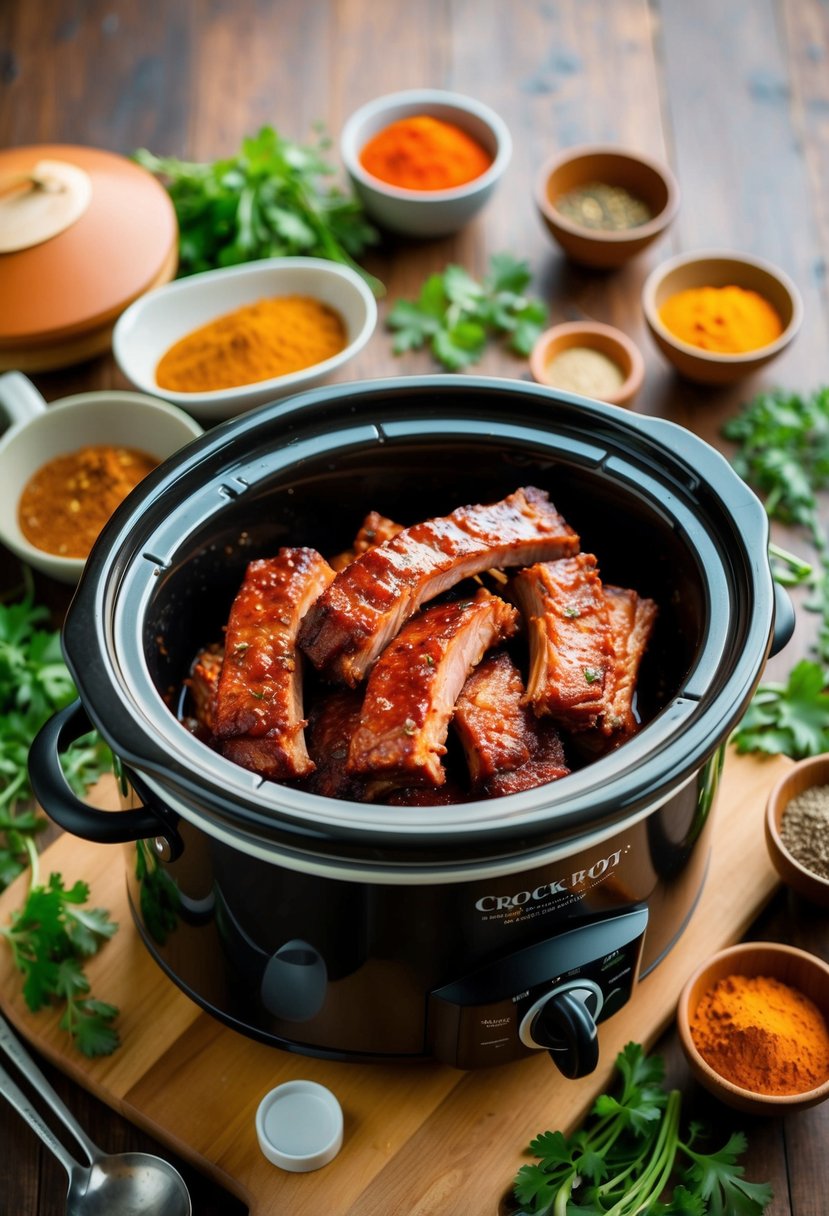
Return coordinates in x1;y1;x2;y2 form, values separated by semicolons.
30;377;791;1077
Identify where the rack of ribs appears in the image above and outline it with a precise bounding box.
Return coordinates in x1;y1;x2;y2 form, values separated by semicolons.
298;486;579;687
347;588;518;797
212;548;335;780
453;649;570;798
512;553;613;731
330;511;404;572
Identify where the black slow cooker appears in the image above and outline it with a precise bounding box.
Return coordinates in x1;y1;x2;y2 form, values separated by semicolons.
30;377;791;1078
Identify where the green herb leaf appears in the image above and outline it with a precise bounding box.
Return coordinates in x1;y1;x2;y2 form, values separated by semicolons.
513;1043;771;1216
731;659;829;758
134;127;381;292
1;870;119;1056
386;253;547;372
683;1132;773;1216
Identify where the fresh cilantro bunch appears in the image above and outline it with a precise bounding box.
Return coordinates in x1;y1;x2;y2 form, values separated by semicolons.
723;386;829;757
386;253;548;371
513;1042;772;1215
1;847;119;1057
134;126;380;287
723;386;829;549
0;595;111;889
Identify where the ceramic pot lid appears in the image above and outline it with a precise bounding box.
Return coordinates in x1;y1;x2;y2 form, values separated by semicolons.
0;144;178;348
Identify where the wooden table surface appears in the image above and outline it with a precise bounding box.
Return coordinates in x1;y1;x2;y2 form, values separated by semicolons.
1;1;828;1213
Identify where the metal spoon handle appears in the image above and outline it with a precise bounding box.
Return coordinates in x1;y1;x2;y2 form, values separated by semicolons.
0;1012;97;1164
0;1058;80;1179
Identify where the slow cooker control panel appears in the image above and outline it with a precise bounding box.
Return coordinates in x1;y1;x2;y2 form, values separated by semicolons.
428;907;648;1073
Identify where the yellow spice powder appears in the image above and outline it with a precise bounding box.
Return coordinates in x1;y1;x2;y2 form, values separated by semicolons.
659;284;783;354
156;295;348;393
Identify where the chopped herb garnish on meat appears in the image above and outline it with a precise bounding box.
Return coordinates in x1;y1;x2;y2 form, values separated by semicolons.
583;667;601;684
564;605;580;618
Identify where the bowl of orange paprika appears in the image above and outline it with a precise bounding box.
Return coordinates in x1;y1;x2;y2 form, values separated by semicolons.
340;88;511;238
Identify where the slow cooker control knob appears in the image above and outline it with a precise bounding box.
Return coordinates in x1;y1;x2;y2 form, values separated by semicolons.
523;983;601;1079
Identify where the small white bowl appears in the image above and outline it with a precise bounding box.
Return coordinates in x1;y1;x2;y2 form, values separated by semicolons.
340;89;511;238
0;372;203;584
113;257;378;422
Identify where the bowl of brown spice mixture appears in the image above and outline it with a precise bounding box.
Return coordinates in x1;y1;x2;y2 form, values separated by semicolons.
0;372;202;584
535;145;679;269
766;754;829;908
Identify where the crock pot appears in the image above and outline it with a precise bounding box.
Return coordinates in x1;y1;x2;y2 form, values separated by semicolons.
30;376;792;1077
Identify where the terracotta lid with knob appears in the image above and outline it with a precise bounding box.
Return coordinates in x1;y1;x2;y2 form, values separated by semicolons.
0;144;178;371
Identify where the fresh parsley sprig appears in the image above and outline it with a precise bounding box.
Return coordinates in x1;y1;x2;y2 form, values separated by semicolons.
0;593;112;890
723;386;829;757
134;126;381;290
387;253;548;371
1;839;119;1057
513;1042;772;1215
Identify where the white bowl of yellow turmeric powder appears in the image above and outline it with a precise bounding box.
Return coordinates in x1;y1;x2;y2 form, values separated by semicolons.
642;249;802;386
113;257;378;422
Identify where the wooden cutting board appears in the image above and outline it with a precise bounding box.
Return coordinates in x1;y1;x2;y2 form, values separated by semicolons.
0;749;790;1216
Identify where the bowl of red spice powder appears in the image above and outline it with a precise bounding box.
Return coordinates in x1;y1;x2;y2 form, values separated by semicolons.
677;941;829;1115
766;753;829;908
340;89;511;237
0;371;202;584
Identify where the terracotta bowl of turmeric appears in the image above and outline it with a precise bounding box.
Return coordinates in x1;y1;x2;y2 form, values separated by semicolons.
340;89;511;238
0;371;202;584
642;249;803;385
677;941;829;1116
113;257;378;422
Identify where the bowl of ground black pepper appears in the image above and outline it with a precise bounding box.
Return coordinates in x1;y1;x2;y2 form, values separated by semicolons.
535;146;679;269
766;754;829;907
0;372;202;584
677;941;829;1115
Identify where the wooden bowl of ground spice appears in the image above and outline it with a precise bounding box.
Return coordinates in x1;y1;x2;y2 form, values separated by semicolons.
677;941;829;1115
534;145;679;269
766;754;829;908
529;321;644;407
642;249;803;385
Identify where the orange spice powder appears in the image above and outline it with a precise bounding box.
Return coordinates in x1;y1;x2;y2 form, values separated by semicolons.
359;115;493;191
19;445;159;559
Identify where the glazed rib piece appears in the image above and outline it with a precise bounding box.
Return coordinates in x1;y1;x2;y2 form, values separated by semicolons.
453;649;570;798
347;588;518;796
513;553;613;731
299;486;579;686
330;511;404;572
182;643;224;737
302;688;366;801
601;585;658;738
453;650;533;784
213;548;336;780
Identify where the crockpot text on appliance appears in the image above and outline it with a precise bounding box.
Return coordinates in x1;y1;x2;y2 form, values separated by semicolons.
475;849;624;911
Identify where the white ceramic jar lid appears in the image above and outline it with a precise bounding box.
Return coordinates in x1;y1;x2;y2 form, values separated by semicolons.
255;1080;344;1172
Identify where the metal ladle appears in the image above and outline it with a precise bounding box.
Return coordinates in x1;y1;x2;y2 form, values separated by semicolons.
0;1013;192;1216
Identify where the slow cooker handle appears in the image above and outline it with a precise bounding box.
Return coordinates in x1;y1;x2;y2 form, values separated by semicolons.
28;700;181;850
771;582;796;656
